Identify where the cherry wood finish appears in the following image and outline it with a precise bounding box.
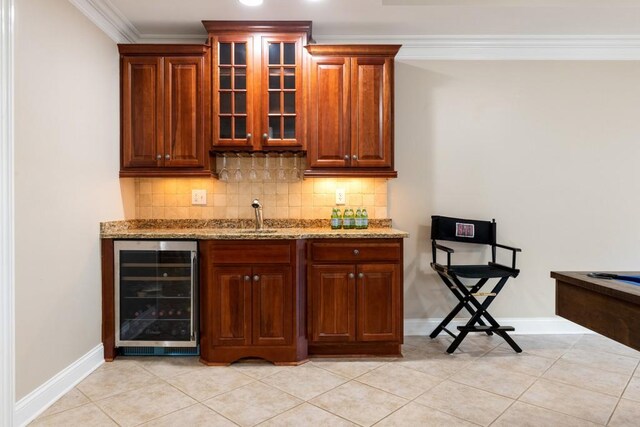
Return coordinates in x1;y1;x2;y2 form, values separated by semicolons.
305;45;400;178
308;238;403;356
205;21;311;151
121;56;162;169
308;56;350;168
101;239;116;361
210;266;252;347
310;264;357;342
553;271;640;351
119;44;210;177
200;240;307;365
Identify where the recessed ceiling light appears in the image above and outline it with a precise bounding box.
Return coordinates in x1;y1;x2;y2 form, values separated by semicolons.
239;0;263;6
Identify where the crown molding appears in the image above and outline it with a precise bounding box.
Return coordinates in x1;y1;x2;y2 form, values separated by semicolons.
68;1;640;59
315;34;640;60
68;0;138;43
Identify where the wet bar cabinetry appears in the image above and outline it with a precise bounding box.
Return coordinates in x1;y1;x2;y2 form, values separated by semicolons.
203;21;311;151
117;22;400;178
199;240;308;365
102;233;405;363
305;45;400;177
119;44;210;176
308;239;403;356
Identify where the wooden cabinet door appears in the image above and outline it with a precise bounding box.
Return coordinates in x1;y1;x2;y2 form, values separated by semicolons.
356;263;400;342
209;266;252;346
163;56;205;168
308;56;350;168
252;265;292;346
258;35;305;148
310;264;356;342
212;35;255;148
121;56;163;168
350;57;392;168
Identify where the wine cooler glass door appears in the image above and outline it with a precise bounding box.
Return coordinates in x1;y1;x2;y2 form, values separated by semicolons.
115;241;197;347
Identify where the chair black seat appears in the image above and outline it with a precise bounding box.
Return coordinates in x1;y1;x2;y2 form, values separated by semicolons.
448;264;513;279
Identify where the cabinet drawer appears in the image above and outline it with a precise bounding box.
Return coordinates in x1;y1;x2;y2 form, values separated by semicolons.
207;242;291;264
310;241;401;262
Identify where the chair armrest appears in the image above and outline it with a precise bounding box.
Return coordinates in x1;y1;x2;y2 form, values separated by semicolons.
434;243;455;254
495;243;521;269
432;242;455;268
496;243;522;252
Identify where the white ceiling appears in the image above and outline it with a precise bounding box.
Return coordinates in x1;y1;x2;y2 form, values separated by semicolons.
107;0;640;40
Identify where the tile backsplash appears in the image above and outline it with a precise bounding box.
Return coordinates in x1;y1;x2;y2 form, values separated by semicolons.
133;168;388;220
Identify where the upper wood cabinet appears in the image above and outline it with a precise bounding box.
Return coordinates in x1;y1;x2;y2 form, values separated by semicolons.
203;21;311;151
305;45;400;178
119;45;210;177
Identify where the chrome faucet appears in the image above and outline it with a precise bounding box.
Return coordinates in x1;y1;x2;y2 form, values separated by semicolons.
251;199;264;230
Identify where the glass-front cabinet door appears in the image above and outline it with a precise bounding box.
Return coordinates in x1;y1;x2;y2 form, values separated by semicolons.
210;31;305;150
212;36;254;148
260;35;303;148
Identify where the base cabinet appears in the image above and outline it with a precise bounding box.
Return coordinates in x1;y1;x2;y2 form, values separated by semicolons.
200;240;307;365
308;239;403;356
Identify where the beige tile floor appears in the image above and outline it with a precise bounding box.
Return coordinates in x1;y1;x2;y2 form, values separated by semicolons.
31;334;640;427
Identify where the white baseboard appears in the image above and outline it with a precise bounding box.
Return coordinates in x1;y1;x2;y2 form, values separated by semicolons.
404;317;593;336
14;344;104;427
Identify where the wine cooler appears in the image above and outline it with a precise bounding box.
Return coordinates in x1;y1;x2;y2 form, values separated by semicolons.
114;241;198;353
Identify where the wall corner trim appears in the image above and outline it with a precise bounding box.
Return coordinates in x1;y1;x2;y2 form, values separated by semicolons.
68;0;138;43
404;316;593;336
0;0;16;425
14;344;104;427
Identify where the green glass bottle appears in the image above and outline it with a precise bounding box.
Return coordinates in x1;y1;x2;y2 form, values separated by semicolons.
331;208;342;229
355;208;363;229
345;208;355;229
361;208;369;229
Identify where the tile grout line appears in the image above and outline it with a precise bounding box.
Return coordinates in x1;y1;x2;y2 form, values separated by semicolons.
603;357;640;426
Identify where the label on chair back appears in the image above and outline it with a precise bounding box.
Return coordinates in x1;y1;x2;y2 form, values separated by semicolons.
456;222;475;238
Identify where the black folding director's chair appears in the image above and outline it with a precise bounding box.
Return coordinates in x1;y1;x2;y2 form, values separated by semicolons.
429;215;522;354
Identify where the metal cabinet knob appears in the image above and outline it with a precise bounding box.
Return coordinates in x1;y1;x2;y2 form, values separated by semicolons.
358;272;364;279
247;133;252;140
344;155;349;161
165;154;170;160
244;275;251;281
253;275;260;282
262;133;269;141
353;249;360;256
352;154;358;160
156;154;162;160
348;273;355;279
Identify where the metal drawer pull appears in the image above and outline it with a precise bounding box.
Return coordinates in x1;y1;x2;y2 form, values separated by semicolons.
156;154;162;160
358;272;364;279
348;273;355;279
165;154;170;160
353;249;360;256
253;275;260;282
344;155;349;161
244;275;251;281
352;154;358;160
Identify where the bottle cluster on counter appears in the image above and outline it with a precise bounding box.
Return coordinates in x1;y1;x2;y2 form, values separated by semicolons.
331;208;369;230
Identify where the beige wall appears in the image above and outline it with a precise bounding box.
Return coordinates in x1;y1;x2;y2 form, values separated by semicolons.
14;0;132;399
132;175;388;220
390;60;640;320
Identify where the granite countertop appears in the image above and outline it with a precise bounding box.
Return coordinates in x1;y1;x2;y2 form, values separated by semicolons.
100;219;409;240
